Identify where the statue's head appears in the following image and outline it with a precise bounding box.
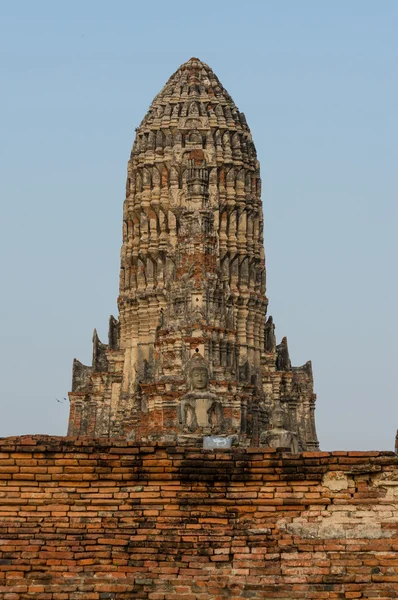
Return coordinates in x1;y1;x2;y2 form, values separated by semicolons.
191;366;209;390
272;407;286;429
186;351;210;391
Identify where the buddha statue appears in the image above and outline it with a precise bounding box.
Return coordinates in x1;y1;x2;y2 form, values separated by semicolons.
178;356;223;434
260;406;299;453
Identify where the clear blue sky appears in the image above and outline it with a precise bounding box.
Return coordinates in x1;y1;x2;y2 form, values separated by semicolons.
0;1;396;449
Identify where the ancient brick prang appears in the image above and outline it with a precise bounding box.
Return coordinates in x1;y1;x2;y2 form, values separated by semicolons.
1;436;398;599
68;58;318;450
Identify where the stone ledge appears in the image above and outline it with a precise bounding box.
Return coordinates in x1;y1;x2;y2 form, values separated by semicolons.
0;435;396;460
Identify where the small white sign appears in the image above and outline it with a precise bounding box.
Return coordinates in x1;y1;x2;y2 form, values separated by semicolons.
203;436;232;450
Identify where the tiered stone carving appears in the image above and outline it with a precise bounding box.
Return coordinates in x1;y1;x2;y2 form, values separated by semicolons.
67;57;319;450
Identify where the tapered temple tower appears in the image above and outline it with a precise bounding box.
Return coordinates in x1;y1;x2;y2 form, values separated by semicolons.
68;58;319;450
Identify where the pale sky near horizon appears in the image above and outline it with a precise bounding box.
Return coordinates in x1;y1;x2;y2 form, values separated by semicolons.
0;1;397;450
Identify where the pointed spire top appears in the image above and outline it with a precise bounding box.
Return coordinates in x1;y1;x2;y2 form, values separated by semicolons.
134;57;253;139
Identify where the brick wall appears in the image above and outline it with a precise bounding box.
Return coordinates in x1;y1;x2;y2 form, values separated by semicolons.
0;436;398;599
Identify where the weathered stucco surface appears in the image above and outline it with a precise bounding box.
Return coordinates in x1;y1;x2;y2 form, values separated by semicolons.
0;437;397;599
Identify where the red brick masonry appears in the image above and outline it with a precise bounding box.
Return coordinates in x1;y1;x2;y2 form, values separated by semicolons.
0;436;398;599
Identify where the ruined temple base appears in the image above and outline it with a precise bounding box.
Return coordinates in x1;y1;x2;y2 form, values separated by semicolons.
0;436;398;599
